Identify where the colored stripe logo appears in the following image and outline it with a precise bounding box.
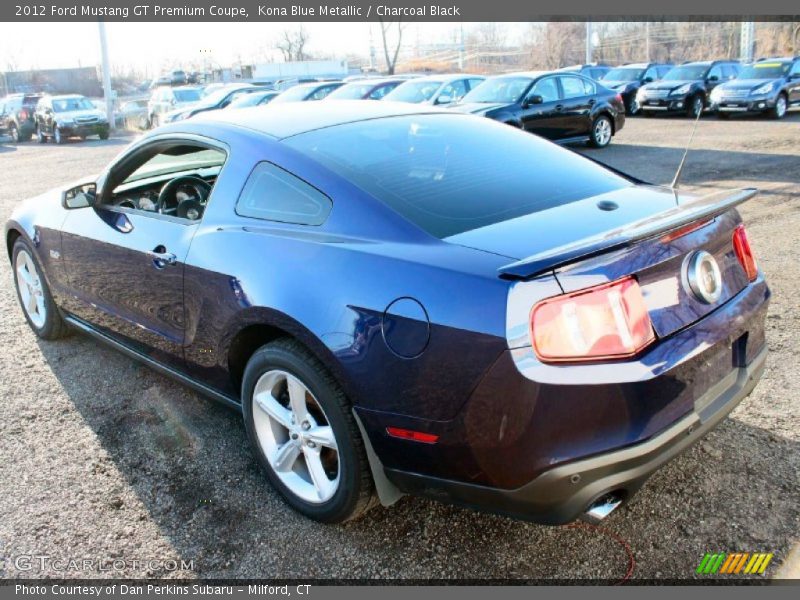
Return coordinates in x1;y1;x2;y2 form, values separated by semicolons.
696;552;774;575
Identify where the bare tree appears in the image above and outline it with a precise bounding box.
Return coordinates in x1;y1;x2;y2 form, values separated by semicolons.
379;18;406;75
276;26;310;62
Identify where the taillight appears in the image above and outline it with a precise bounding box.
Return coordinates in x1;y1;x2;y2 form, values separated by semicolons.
732;224;758;281
615;93;624;104
530;276;655;363
19;109;28;120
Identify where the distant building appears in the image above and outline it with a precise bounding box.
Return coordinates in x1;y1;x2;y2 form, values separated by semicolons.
1;67;102;97
251;60;350;85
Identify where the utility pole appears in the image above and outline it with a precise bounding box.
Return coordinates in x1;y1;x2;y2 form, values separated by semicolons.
458;23;464;71
740;21;755;62
645;22;650;62
98;21;114;131
585;21;592;64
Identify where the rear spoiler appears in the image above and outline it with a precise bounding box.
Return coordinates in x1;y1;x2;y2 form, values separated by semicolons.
498;187;757;280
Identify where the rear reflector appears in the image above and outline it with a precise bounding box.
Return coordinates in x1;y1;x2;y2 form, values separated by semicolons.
732;224;758;281
530;276;655;363
386;427;439;444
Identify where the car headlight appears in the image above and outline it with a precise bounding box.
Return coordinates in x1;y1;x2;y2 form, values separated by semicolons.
636;88;647;100
710;87;723;102
671;84;691;96
752;82;775;95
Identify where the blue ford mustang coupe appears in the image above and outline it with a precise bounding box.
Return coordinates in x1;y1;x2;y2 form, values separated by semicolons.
6;102;769;524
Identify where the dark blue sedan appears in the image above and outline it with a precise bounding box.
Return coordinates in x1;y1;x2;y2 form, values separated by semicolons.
6;102;769;524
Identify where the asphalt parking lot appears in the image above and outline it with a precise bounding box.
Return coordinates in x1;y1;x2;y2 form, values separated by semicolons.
0;113;798;581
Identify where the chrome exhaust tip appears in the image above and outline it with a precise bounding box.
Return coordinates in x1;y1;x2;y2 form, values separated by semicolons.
582;493;624;524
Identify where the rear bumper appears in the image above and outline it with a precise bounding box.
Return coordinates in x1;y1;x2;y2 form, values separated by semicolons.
386;346;767;524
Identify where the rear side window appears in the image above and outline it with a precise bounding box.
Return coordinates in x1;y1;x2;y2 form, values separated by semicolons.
236;162;332;226
560;76;587;99
285;114;630;238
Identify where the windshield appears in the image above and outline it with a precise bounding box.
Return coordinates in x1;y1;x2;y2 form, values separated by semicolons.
229;92;276;108
201;87;250;106
384;80;443;103
173;89;202;102
123;148;225;184
286;114;629;239
327;83;375;99
52;97;94;112
272;85;315;103
737;62;790;79
662;65;708;81
461;77;532;103
603;68;645;82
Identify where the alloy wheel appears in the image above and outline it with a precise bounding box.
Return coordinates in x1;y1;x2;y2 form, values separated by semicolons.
692;97;703;118
252;369;340;504
15;249;47;329
776;96;787;118
10;124;19;143
594;117;612;146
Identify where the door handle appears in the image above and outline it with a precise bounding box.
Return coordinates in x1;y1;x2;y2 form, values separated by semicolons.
555;104;564;112
588;98;596;106
147;247;177;268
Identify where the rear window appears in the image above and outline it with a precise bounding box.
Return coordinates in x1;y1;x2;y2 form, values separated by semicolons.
285;114;631;238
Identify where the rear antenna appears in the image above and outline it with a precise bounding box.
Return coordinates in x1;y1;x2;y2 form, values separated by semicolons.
670;99;704;191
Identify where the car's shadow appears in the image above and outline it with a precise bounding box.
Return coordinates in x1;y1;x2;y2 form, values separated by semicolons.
34;334;800;580
0;143;18;154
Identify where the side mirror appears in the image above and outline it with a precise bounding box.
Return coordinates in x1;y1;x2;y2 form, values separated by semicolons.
523;94;544;107
436;94;453;105
790;73;800;80
708;75;719;82
643;76;654;83
62;182;97;209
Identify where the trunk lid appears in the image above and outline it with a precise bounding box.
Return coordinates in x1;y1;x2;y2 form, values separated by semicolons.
446;186;756;339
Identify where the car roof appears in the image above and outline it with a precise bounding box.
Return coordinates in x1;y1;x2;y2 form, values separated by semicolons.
189;100;455;139
408;73;478;83
48;94;86;100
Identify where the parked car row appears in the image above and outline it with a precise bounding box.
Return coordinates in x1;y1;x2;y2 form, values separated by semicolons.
3;56;798;147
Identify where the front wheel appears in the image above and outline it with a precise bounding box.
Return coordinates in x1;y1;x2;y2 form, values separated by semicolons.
98;129;109;140
770;94;787;120
12;238;70;340
9;124;20;143
687;95;704;118
626;98;640;116
53;127;64;144
36;126;47;143
242;339;375;523
588;114;613;148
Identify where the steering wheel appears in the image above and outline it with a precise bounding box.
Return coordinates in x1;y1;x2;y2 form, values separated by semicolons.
157;176;212;220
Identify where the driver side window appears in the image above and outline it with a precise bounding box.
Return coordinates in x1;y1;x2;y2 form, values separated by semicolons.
104;142;226;223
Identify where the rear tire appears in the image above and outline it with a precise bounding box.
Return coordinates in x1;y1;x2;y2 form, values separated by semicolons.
36;126;46;143
12;238;70;340
9;124;20;143
242;338;375;523
53;127;64;145
98;130;109;140
588;114;613;148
